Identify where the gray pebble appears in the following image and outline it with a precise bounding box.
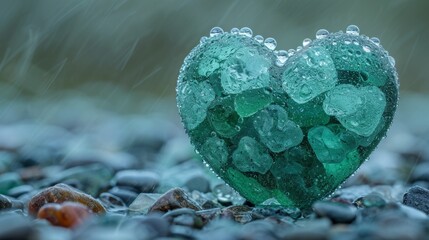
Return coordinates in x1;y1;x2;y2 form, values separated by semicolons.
313;201;357;224
403;185;429;214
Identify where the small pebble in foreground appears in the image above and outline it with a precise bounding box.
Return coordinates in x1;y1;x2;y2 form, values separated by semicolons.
28;183;106;216
37;202;93;228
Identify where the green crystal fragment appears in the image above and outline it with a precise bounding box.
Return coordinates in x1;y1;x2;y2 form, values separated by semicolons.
234;88;273;117
282;46;338;104
286;96;330;127
221;47;271;94
177;28;399;209
253;105;303;153
323;84;386;137
177;80;215;130
200;136;229;170
232;136;273;174
308;124;358;163
207;97;242;138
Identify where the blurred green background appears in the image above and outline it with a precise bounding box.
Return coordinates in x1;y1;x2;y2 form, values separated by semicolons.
0;0;428;113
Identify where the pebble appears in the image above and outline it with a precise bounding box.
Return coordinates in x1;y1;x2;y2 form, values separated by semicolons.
0;194;12;209
128;193;161;214
183;174;211;193
148;187;202;213
221;205;253;224
122;215;170;239
7;185;34;198
313;201;357;224
354;192;386;208
28;183;106;216
37;202;93;228
403;185;429;214
0;214;37;240
108;187;139;206
113;170;160;193
0;172;22;195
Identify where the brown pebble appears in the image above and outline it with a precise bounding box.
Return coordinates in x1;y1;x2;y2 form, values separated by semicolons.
148;187;202;213
221;205;253;223
37;202;92;228
28;183;106;216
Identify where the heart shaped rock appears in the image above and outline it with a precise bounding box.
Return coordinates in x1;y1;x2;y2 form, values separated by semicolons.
177;26;398;208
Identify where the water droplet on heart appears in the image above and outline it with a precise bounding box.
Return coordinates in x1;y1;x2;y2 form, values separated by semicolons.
288;49;296;57
344;39;351;45
353;40;359;46
239;27;253;37
388;56;396;66
264;37;277;50
303;38;312;47
297;46;303;52
230;27;239;35
254;35;264;43
275;50;288;66
316;29;329;39
363;45;371;53
210;27;224;37
200;36;208;43
370;37;380;46
346;25;360;35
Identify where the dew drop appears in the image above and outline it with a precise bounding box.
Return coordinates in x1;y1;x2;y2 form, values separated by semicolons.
302;38;312;47
200;36;208;43
288;49;296;57
370;37;380;46
275;50;288;66
388;56;396;67
254;35;264;43
297;46;303;52
264;37;277;50
346;25;360;36
239;27;253;37
362;45;371;53
230;27;239;35
210;27;224;37
316;29;329;39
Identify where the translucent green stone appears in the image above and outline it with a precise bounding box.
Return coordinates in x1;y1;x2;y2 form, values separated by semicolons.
177;27;398;208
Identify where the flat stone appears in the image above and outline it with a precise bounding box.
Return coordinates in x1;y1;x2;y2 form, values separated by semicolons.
148;188;202;213
312;201;357;224
403;186;429;214
28;183;106;216
113;170;160;193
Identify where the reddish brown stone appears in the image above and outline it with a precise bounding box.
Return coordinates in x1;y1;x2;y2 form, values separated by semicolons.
148;187;202;213
37;202;92;228
28;183;106;216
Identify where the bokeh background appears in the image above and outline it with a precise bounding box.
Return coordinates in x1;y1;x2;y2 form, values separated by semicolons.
0;0;428;158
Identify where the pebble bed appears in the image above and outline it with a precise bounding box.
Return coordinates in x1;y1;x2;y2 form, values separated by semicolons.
0;90;428;240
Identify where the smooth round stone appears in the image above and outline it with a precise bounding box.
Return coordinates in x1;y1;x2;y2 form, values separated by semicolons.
62;150;138;171
313;201;357;224
28;183;106;216
354;193;386;208
123;215;170;238
7;185;34;198
0;214;36;240
113;170;160;193
37;202;93;228
0;172;22;195
403;186;429;214
108;187;139;206
183;174;211;193
177;29;399;208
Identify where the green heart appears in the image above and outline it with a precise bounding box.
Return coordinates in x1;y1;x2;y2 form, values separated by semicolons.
176;26;398;208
